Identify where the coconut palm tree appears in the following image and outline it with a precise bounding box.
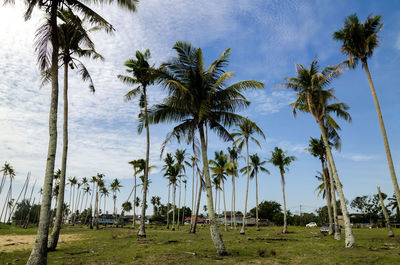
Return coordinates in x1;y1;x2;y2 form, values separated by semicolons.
122;201;133;215
280;58;355;247
182;179;187;225
89;176;97;228
94;174;105;230
307;137;334;235
376;187;394;237
110;178;122;217
244;153;270;231
0;162;12;195
149;41;263;254
231;119;265;234
45;9;109;247
227;146;239;229
118;49;157;237
174;149;187;229
268;147;295;234
128;159;144;229
4;1;137;263
165;164;181;231
333;14;400;209
162;154;174;229
0;163;14;222
210;151;229;231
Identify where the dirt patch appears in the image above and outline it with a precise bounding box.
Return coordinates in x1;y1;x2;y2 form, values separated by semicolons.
0;234;81;253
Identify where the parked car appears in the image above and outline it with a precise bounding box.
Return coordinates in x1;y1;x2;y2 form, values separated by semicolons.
320;223;341;234
306;222;317;227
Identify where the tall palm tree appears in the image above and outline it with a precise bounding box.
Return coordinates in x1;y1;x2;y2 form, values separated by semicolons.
231;119;265;234
118;49;157;237
128;159;144;229
333;14;400;209
227;146;239;230
162;154;174;229
182;179;187;225
89;176;97;228
165;164;180;231
1;164;15;223
244;153;270;231
0;162;12;195
307;137;334;235
44;10;109;248
149;41;263;255
268;147;295;234
94;173;105;230
280;58;355;247
210;151;229;231
377;186;394;237
4;1;137;263
174;149;187;229
110;178;122;218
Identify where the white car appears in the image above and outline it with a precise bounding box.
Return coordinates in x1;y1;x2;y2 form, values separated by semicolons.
306;222;317;227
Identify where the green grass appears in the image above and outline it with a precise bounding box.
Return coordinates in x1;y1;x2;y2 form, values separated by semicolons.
1;225;400;264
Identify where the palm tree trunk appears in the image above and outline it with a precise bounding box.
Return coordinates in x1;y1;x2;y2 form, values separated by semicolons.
318;120;354;247
166;182;170;229
326;160;340;240
27;3;59;263
322;163;333;235
95;185;99;230
377;186;394;237
222;181;227;232
233;174;237;230
214;186;217;214
172;183;176;231
280;170;288;233
182;183;186;225
48;61;69;251
364;62;400;209
255;170;260;231
190;175;202;234
132;176;136;229
191;161;195;227
138;87;149;237
231;176;234;229
240;139;250;235
199;124;227;255
177;177;181;229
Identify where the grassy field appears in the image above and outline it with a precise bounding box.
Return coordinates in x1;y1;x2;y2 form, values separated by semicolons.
1;224;399;264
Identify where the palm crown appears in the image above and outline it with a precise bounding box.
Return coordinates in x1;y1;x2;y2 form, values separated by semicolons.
333;13;383;67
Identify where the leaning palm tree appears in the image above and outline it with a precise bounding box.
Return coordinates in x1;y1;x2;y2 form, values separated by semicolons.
4;1;137;263
333;14;400;209
280;58;355;247
0;162;12;195
268;147;295;234
149;41;264;255
244;153;270;231
210;151;229;231
118;49;157;237
231;119;265;234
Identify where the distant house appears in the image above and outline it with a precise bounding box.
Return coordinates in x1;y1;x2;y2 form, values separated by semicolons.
184;216;205;224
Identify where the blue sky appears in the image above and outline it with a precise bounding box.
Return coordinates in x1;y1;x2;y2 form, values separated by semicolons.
1;0;399;216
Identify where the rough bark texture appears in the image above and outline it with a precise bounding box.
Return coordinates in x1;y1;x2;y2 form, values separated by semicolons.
138;87;149;237
27;3;59;264
240;139;250;235
199;125;227;255
319;121;354;247
377;186;394;237
280;170;287;234
48;60;69;251
364;62;400;209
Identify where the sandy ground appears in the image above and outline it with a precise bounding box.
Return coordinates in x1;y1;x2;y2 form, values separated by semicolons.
0;234;80;253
